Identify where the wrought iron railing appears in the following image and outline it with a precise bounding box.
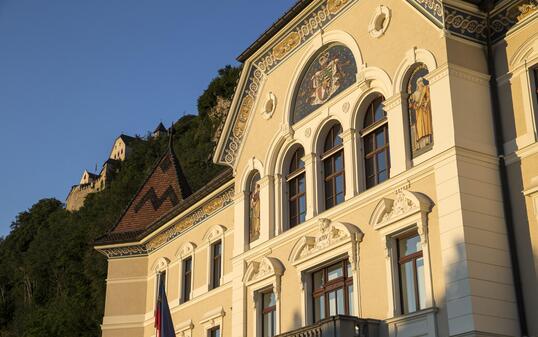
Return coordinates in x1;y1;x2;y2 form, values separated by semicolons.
275;315;380;337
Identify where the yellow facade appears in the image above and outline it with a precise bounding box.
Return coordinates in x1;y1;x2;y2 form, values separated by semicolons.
95;1;538;337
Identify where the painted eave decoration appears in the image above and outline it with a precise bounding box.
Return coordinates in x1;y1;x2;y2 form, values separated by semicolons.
214;0;536;169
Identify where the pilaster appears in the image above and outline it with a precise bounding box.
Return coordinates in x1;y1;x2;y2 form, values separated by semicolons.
342;128;358;199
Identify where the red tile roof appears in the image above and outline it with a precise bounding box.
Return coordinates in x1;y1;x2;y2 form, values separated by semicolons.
111;148;191;233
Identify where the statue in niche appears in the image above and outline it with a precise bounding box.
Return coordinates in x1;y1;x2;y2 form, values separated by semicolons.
249;173;261;242
407;64;433;155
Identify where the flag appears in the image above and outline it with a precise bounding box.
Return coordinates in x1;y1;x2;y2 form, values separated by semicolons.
155;280;176;337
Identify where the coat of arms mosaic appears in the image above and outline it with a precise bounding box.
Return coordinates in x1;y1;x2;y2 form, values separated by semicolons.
292;44;357;123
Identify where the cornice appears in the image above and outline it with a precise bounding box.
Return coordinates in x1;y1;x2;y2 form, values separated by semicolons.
95;184;235;259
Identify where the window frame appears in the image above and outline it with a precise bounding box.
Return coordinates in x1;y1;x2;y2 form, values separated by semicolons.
208;325;221;337
311;260;354;322
210;240;222;289
287;148;307;229
181;256;193;303
396;231;426;314
361;95;390;189
261;290;277;337
322;124;346;211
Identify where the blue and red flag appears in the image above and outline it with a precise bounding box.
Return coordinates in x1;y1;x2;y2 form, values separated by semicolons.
155;280;176;337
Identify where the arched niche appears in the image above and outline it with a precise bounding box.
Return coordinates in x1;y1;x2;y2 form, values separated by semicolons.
393;48;437;95
291;44;359;124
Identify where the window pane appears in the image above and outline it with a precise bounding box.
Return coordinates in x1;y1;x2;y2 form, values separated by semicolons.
324;158;333;175
417;257;426;310
314;295;325;322
375;129;385;147
263;311;275;337
364;135;374;154
334;125;343;146
299;196;306;219
334;152;343;171
263;292;276;308
335;175;345;205
401;261;417;313
327;263;344;281
346;261;352;277
336;288;345;315
399;235;421;257
374;99;385;122
289;179;297;195
313;271;325;289
348;284;354;316
328;291;337;316
298;175;306;193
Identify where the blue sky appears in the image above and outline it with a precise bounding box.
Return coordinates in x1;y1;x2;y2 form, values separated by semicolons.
0;0;295;236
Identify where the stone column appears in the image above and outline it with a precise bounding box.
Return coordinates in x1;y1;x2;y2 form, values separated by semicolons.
342;128;358;200
302;152;319;219
384;93;409;177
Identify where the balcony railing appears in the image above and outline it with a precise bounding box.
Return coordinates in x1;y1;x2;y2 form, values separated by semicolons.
275;315;380;337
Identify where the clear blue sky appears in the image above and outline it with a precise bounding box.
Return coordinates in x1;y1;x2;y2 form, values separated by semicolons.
0;0;295;236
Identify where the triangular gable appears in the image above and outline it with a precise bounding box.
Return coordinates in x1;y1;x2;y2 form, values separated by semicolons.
112;148;191;233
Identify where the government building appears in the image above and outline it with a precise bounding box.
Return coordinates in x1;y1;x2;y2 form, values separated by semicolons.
94;0;538;336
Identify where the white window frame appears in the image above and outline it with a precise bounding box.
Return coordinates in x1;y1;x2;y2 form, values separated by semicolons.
152;257;170;311
243;257;284;337
369;189;434;318
203;225;227;291
200;307;225;337
176;242;196;304
288;218;364;325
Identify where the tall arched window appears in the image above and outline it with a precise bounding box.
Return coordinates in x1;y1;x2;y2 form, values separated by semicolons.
287;147;306;228
362;95;390;189
322;124;345;210
248;172;261;242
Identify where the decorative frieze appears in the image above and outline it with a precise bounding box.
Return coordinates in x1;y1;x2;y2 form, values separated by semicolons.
407;0;444;26
97;185;234;258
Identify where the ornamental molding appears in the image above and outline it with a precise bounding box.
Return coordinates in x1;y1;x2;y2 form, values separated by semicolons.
216;0;358;168
288;218;364;270
203;224;227;243
97;185;234;259
368;5;391;39
152;257;170;273
243;256;285;285
176;241;196;259
369;189;433;233
175;319;194;337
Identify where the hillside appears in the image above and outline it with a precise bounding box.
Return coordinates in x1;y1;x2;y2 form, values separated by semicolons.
0;65;241;337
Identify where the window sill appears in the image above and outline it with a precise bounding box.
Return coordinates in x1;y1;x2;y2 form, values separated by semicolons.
385;307;437;324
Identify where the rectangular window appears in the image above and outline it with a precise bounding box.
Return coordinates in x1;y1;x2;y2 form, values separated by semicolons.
208;326;220;337
311;260;353;322
211;240;222;289
182;257;192;302
262;291;276;337
397;233;426;314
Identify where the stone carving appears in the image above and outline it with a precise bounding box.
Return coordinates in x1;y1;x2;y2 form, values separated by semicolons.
244;257;285;284
381;191;418;223
289;219;363;265
176;242;196;258
518;1;538;21
205;224;226;243
262;92;277;120
342;102;350;113
368;5;391;38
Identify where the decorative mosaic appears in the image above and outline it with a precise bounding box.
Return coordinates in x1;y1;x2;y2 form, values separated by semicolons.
406;0;444;26
98;185;235;258
218;0;358;167
292;44;357;123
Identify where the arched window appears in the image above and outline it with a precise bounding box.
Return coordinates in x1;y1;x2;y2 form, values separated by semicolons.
322;124;345;210
361;95;390;189
406;63;433;157
248;172;261;242
287;147;306;228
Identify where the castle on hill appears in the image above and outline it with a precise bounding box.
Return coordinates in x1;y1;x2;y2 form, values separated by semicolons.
65;123;167;211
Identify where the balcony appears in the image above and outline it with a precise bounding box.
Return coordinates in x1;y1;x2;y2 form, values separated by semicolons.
276;315;380;337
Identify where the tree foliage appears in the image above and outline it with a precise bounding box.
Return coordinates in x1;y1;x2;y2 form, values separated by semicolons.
0;65;240;337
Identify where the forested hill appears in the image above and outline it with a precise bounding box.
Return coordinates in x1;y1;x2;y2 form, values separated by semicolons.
0;65;241;337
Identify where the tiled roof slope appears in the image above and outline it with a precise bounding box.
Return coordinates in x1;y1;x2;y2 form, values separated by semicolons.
111;147;192;233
